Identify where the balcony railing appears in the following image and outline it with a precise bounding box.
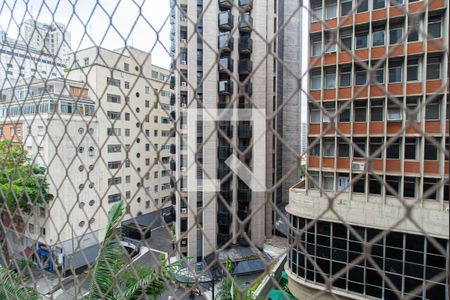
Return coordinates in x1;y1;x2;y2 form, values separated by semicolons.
218;80;233;95
219;56;234;73
218;33;234;52
239;36;253;54
238;59;253;75
218;11;234;31
239;13;253;32
218;0;233;9
239;0;253;10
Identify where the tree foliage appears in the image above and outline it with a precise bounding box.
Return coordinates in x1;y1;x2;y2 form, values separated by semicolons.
0;265;41;300
87;201;174;300
0;139;53;214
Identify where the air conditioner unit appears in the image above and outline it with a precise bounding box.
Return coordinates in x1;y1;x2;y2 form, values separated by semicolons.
352;161;365;171
387;113;402;121
181;208;187;214
181;39;187;44
181;60;187;65
181;82;187;87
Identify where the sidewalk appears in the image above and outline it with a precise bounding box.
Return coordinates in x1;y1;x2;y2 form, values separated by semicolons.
24;266;75;296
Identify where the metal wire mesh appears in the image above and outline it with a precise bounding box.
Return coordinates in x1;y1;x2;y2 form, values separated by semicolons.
0;0;448;299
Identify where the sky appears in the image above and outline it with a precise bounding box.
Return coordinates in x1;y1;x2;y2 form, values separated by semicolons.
0;0;172;68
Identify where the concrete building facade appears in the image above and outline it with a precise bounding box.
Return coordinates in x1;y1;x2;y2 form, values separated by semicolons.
0;47;174;273
171;0;302;260
285;0;449;298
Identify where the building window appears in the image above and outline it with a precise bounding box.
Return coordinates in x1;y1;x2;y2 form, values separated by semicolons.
309;172;320;189
325;1;337;19
338;102;351;122
323;102;335;123
107;111;121;120
125;129;130;136
124;63;129;71
425;98;440;120
424;138;440;160
389;24;403;44
311;39;322;56
426;56;441;80
355;68;367;85
323;139;335;157
324;34;336;53
407;58;419;81
325;69;336;89
373;0;385;9
309;139;321;156
356;0;368;12
84;57;89;66
388;61;402;83
387;99;402;121
406;97;420;120
369;137;383;158
341;0;353;15
372;27;385;47
385;176;400;196
124;81;130;89
407;17;420;42
374;64;384;84
107;144;122;153
29;223;35;233
386;138;400;159
323;173;334;191
108;193;121;203
404;138;417;160
151;71;158;79
353;137;366;157
311;70;321;90
353;176;365;193
108;177;122;186
354;100;367;122
108;161;121;169
311;2;323;22
427;15;442;39
403;177;417;198
339;65;352;87
340;30;352;51
355;30;368;49
107;94;121;103
310;106;321;123
369;175;382;195
124;112;130;121
106;77;120;87
423;178;438;200
371;99;384;121
126;191;131;199
338;139;350;157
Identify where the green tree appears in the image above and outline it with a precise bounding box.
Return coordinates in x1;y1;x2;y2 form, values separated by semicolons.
87;201;175;300
0;265;41;299
0;139;53;213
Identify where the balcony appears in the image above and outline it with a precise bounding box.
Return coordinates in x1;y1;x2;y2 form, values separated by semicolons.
170;144;176;154
238;124;252;139
239;13;253;32
238;59;253;75
239;0;253;10
219;56;234;73
218;146;231;160
218;11;234;31
219;0;233;9
238;36;253;54
219;121;233;138
218;209;231;225
218;80;233;95
218;33;234;52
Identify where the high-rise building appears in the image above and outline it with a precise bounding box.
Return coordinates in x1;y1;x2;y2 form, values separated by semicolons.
0;31;64;87
285;0;449;298
0;46;174;274
171;0;302;260
19;20;72;60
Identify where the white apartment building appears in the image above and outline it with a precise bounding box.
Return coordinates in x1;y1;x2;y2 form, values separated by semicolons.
0;31;64;88
171;0;302;260
0;46;174;274
19;20;72;60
